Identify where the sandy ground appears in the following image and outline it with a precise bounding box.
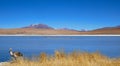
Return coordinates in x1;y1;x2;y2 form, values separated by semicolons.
0;62;10;66
0;28;120;35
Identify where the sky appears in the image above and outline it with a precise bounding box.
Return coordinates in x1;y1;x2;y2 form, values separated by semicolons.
0;0;120;30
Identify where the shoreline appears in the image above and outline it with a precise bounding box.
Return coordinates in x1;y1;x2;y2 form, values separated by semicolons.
0;34;120;36
0;62;9;66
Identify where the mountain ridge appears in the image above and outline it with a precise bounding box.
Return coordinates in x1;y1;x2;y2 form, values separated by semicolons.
23;24;54;29
0;24;120;34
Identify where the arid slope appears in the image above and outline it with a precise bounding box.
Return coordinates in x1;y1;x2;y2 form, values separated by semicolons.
0;24;120;35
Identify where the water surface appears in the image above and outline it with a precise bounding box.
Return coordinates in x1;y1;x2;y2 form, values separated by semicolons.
0;36;120;62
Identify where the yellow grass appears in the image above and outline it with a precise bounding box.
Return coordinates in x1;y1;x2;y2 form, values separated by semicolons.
5;51;120;66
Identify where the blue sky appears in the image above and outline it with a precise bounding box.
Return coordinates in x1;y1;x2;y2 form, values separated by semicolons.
0;0;120;30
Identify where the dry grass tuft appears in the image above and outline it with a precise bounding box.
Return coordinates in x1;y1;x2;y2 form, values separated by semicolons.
5;51;120;66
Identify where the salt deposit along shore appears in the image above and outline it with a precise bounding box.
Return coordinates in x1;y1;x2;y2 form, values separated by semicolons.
0;62;10;66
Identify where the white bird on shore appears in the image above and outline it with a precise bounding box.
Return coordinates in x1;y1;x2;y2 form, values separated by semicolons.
9;48;23;60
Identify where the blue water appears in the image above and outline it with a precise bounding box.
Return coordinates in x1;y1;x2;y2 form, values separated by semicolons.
0;36;120;62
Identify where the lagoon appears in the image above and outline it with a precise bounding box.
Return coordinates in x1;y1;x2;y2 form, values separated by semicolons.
0;36;120;62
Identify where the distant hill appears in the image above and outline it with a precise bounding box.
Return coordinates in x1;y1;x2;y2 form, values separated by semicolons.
93;25;120;30
57;28;78;31
90;25;120;34
23;24;54;29
0;24;120;35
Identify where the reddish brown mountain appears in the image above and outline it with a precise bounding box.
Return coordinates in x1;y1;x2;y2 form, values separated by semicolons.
90;25;120;34
0;24;120;35
57;28;78;31
23;24;54;29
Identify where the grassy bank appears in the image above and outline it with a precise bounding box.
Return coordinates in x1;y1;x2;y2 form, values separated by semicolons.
5;51;120;66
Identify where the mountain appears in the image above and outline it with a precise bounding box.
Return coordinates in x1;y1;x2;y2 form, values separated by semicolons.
23;24;80;31
57;28;78;31
0;24;120;35
93;25;120;31
90;25;120;34
23;24;54;29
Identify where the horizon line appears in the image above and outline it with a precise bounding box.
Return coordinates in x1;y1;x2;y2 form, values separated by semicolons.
0;34;120;36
